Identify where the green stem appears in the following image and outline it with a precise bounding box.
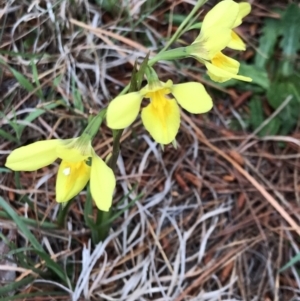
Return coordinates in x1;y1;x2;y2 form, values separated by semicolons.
120;83;130;95
148;47;188;66
108;129;124;171
158;0;207;54
57;199;76;228
0;211;58;229
89;2;207;243
91;129;123;244
82;109;107;139
93;209;111;242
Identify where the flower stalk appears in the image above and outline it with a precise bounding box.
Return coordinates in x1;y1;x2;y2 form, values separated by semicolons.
5;0;254;244
148;47;187;67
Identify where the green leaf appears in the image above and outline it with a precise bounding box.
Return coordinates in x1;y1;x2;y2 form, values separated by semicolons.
255;17;281;69
0;211;57;229
0;197;67;284
164;14;192;26
136;53;149;90
0;276;35;296
259;117;281;136
279;118;296;136
280;4;300;76
137;53;150;90
96;0;120;13
267;75;300;134
72;77;84;112
0;197;44;252
56;199;76;228
35;250;67;283
53;75;62;87
84;183;95;228
280;252;300;272
30;60;44;100
0;128;19;143
0;111;21;141
129;61;139;93
185;22;202;31
96;189;142;229
8;67;36;93
0;49;45;59
0;59;44;101
249;97;264;130
239;64;270;89
0;292;67;301
0;101;59;141
13;172;36;209
249;97;281;136
16;102;59;137
129;52;150;93
267;76;300;112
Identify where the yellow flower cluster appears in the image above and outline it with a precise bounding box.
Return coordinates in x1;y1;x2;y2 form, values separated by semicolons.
6;137;115;212
187;0;252;82
107;1;252;143
107;80;212;145
5;0;251;211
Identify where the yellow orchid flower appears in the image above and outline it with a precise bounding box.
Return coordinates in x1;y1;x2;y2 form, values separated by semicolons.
5;138;115;211
106;80;213;145
204;51;251;83
228;2;252;51
186;0;252;83
191;0;240;60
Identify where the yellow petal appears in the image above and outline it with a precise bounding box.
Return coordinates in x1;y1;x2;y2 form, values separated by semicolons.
140;79;173;95
212;52;240;75
205;60;252;83
141;96;180;144
5;140;61;171
56;138;92;162
90;152;115;211
233;2;251;28
201;0;239;32
171;82;213;114
56;159;90;203
106;92;143;129
192;27;232;60
227;30;246;50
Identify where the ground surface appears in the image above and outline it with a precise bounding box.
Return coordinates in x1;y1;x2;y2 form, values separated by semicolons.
0;0;300;300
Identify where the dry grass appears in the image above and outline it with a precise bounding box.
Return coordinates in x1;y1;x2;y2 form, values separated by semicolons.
0;0;300;300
